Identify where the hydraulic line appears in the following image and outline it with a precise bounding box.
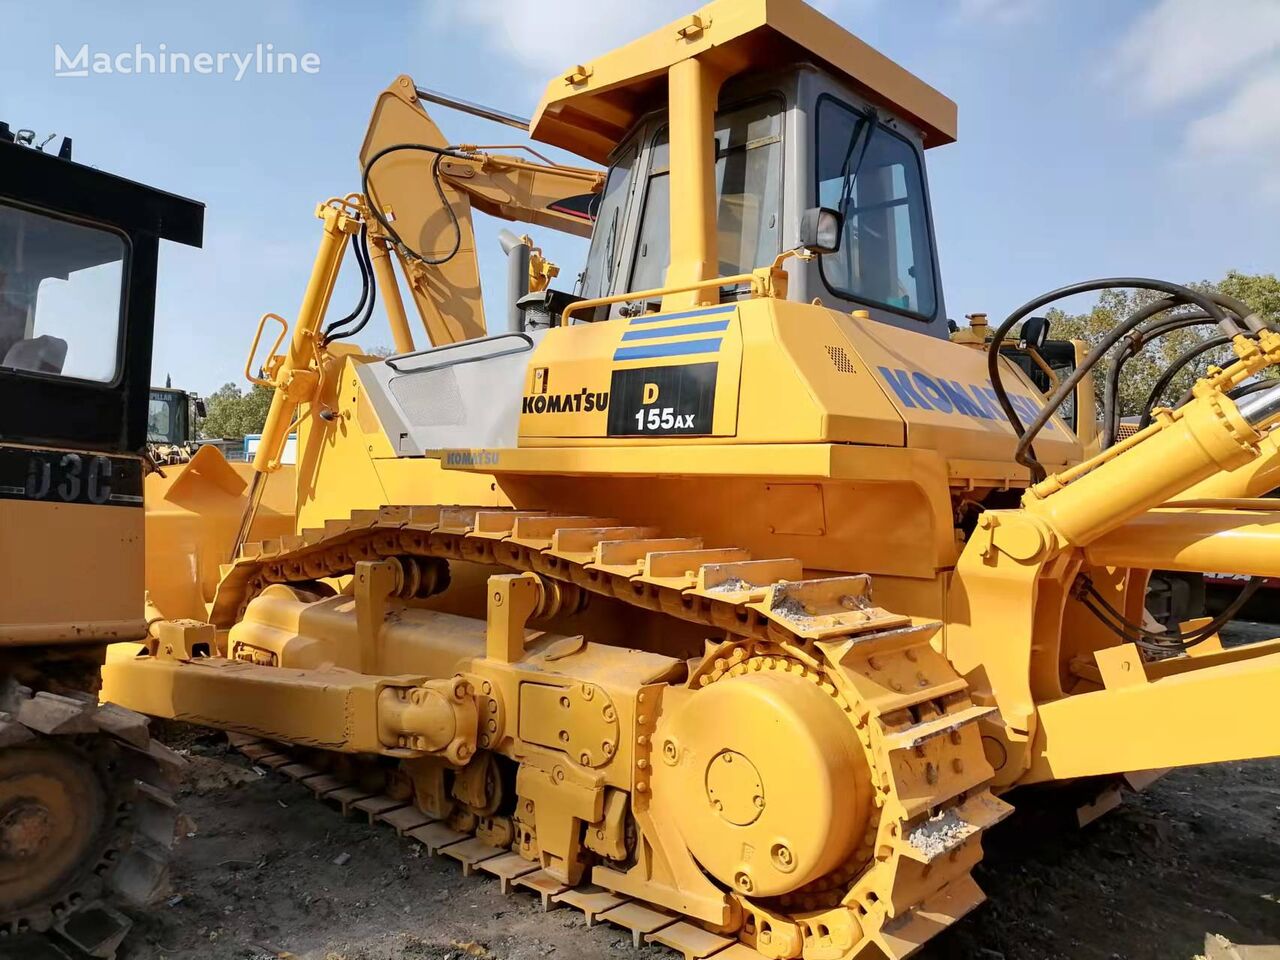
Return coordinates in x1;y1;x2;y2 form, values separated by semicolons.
988;279;1240;481
1077;574;1261;654
1136;334;1233;430
1099;293;1258;447
361;142;472;266
324;225;378;345
1102;306;1211;446
322;224;374;344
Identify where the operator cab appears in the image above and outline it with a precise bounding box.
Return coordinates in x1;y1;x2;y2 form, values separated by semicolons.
526;0;956;337
574;66;946;335
148;387;205;446
0;201;125;379
0;128;203;453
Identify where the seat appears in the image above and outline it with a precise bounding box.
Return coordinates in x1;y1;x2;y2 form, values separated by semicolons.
2;335;68;374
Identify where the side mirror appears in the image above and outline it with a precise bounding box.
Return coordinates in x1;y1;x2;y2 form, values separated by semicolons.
799;207;842;255
193;398;208;419
1019;316;1050;351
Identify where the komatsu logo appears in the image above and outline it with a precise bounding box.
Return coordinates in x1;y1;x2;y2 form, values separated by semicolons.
522;388;609;415
877;366;1058;432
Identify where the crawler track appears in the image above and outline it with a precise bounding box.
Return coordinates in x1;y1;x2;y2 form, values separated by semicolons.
209;505;1012;958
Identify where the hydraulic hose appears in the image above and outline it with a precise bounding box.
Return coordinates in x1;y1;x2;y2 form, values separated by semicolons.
322;224;374;343
1136;334;1232;430
989;279;1238;482
1102;291;1260;446
324;225;378;345
361;142;471;267
1102;305;1207;446
1078;573;1261;654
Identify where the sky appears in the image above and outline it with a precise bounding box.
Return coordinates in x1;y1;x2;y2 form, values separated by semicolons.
3;0;1278;396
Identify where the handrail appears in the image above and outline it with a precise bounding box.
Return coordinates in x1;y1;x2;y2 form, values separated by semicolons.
244;313;289;388
383;332;534;375
559;273;757;326
559;248;806;326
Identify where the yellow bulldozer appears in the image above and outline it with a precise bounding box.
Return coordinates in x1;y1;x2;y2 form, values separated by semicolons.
0;126;199;956
104;2;1280;957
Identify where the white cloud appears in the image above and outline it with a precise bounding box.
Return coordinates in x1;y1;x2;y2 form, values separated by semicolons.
1113;0;1280;107
1112;0;1280;202
1184;63;1280;197
1186;64;1280;155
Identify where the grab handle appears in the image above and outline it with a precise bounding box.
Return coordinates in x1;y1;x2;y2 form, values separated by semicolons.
244;313;289;388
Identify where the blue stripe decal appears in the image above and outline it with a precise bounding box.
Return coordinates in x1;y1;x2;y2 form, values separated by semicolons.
613;338;723;361
620;319;731;342
627;305;737;325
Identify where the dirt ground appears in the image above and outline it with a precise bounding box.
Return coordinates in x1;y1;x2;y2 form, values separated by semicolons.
118;629;1278;960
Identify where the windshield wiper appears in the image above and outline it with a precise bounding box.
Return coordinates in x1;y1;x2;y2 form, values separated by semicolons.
835;107;879;222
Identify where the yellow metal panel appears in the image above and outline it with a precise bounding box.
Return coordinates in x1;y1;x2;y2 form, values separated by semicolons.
145;452;294;622
1025;647;1280;782
520;305;742;440
761;300;904;447
842;312;1081;467
511;298;1080;482
529;0;956;163
101;654;396;753
0;498;143;640
452;446;958;579
1085;507;1280;578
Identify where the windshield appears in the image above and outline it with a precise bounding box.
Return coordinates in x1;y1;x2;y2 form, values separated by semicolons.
148;389;188;444
0;202;126;382
815;97;937;319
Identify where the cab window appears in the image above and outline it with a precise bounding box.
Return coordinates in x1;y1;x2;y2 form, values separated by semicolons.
815;96;937;319
0;202;127;383
629;97;784;293
578;144;637;301
147;389;188;444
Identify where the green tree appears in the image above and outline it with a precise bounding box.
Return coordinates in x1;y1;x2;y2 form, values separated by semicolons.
1044;271;1280;420
197;382;273;440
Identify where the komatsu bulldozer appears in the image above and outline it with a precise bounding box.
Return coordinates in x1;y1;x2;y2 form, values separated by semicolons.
104;2;1280;957
0;127;199;956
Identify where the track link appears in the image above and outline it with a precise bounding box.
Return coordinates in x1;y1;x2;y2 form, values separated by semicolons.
0;686;184;959
210;505;1011;958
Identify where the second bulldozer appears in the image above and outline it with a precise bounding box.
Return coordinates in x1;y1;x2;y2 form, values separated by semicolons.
107;2;1280;957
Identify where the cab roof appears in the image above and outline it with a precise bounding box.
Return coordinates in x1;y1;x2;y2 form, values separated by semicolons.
529;0;957;164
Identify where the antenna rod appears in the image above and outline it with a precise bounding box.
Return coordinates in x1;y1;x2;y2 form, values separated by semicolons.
413;86;530;132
